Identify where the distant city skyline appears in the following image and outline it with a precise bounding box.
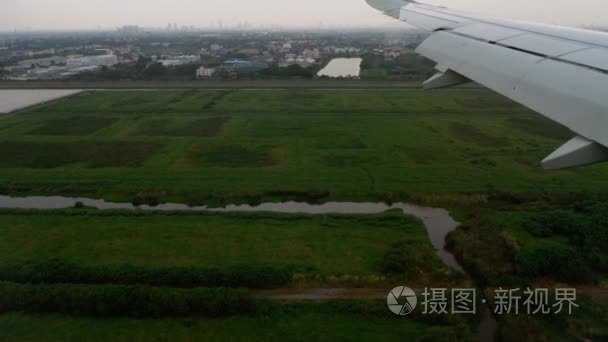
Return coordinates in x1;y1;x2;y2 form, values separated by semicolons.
1;0;608;31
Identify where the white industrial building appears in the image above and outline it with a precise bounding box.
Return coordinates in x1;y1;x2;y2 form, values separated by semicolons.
160;55;199;67
196;67;215;78
66;54;118;68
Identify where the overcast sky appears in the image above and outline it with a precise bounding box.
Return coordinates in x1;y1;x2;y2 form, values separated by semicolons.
1;0;607;31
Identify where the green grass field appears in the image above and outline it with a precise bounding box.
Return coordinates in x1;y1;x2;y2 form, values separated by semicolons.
1;89;607;203
1;88;607;340
0;210;452;284
0;205;472;337
0;303;475;342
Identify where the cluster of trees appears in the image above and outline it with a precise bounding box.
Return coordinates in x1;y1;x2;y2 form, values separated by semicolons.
72;57;321;82
515;245;591;283
72;56;200;82
515;202;608;283
359;53;435;81
129;188;331;207
0;64;7;78
0;282;269;317
377;240;414;275
261;64;316;78
0;259;293;289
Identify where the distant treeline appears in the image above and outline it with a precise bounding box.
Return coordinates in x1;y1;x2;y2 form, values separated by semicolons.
261;63;317;78
71;57;200;82
359;53;435;81
69;57;320;82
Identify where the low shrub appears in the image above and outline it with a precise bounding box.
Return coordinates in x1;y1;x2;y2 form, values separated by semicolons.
514;245;592;283
519;203;608;279
0;259;293;289
0;282;270;317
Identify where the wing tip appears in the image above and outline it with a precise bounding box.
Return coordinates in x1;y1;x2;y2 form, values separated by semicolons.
366;0;411;19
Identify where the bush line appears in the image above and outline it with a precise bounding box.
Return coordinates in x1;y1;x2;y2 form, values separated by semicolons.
0;259;293;289
0;282;271;317
0;207;411;222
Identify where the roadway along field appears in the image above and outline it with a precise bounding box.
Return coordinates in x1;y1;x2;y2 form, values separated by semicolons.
0;89;606;204
0;80;423;90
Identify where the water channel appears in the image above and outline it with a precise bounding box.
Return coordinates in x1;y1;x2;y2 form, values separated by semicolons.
0;195;496;340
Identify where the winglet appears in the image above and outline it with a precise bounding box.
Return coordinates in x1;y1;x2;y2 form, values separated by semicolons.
366;0;411;19
542;136;608;170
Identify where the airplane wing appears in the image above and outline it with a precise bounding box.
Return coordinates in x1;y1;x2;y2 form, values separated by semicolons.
367;0;608;169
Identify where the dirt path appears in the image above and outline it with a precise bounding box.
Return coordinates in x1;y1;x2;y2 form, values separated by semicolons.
257;286;608;301
255;288;389;301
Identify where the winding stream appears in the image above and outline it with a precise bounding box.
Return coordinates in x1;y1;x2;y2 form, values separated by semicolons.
0;195;496;340
0;196;462;270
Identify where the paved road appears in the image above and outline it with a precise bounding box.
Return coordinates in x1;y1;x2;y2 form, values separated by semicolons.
0;80;436;90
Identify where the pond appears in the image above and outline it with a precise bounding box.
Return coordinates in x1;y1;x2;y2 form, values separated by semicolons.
317;58;362;78
0;89;82;114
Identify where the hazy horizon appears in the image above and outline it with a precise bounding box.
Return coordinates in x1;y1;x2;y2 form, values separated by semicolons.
1;0;608;31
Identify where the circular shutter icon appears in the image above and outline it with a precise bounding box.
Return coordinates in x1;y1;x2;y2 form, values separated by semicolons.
387;286;417;315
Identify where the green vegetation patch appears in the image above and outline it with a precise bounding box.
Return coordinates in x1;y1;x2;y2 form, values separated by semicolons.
196;144;278;168
0;302;475;341
496;297;608;342
0;141;162;168
29;91;225;115
0;211;438;278
202;91;232;110
515;203;608;282
455;96;521;109
0;259;292;289
447;212;515;288
506;116;572;141
2;89;606;201
28;117;118;136
316;136;366;150
449;122;509;147
360;53;435;81
398;146;439;165
0;282;261;317
448;200;608;341
449;201;608;286
133;116;231;137
320;152;376;168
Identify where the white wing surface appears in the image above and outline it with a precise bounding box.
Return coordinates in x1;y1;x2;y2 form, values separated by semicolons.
367;0;608;169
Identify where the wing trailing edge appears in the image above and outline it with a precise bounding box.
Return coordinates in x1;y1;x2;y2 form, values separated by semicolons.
366;0;608;169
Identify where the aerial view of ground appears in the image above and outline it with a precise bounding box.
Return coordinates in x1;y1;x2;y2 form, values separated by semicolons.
0;88;606;341
0;89;606;203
